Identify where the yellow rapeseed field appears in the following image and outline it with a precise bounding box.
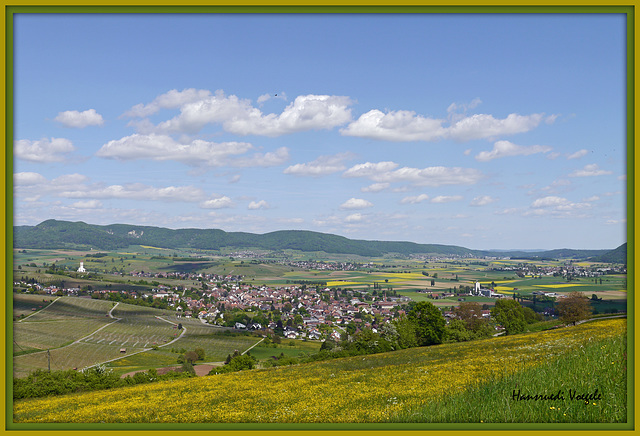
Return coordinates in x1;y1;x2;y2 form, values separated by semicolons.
534;284;586;289
325;281;362;287
13;319;625;424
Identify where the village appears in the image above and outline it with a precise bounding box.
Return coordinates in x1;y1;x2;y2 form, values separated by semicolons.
13;254;626;343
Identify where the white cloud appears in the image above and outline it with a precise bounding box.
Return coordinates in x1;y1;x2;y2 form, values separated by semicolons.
54;109;104;128
529;196;592;214
341;109;446;142
14;172;47;186
201;196;234;209
448;113;546;142
569;164;613;177
531;196;569;208
231;147;289;168
248;200;270;210
14;172;212;204
361;183;390;193
340;198;373;210
431;195;463;203
341;105;548;142
62;183;205;202
96;133;288;168
132;90;353;136
567;149;589;159
257;92;287;104
284;152;353;177
470;195;497;206
342;161;400;178
344;161;483;187
475;140;552;162
345;213;364;223
400;194;430;204
123;88;213;118
14;137;75;162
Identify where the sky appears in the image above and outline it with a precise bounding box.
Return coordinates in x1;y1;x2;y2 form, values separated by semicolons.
11;12;628;250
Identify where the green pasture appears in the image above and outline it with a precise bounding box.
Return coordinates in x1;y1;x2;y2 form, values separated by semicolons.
249;339;323;362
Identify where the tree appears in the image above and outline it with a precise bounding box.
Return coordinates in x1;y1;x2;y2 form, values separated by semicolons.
454;302;483;331
491;299;526;335
522;306;542;324
444;319;472;343
194;347;206;361
407;301;446;346
184;351;199;364
557;291;593;326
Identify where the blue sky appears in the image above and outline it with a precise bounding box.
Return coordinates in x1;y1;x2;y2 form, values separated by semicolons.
12;12;627;250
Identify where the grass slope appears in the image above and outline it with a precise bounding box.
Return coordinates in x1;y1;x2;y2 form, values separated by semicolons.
13;318;627;425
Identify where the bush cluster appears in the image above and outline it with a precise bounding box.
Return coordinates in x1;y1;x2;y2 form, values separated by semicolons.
14;364;193;400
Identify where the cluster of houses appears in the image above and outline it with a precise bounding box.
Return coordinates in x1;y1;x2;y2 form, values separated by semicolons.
490;262;625;278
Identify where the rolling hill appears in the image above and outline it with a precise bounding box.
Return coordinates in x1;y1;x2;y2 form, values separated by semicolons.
12;219;622;261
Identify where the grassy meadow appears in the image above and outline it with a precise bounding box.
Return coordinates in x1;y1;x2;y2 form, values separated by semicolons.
12;318;627;425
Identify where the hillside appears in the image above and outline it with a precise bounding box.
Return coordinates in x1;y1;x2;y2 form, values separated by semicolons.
588;243;627;264
13;219;486;257
13;219;617;260
13;318;626;424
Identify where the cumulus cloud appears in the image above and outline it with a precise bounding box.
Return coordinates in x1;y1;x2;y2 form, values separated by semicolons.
14;172;48;186
14;137;76;162
342;161;400;178
475;140;552;162
201;196;234;209
345;213;364;223
231;147;289;168
341;103;550;142
283;152;353;177
96;133;286;168
400;194;430;204
341;109;446;142
62;183;205;202
431;195;463;203
340;198;373;210
529;196;592;214
14;171;214;204
248;200;270;210
344;161;483;187
96;133;252;165
54;109;104;128
448;113;546;142
567;149;589;159
470;195;497;206
123;88;213;118
569;164;613;177
128;89;353;136
361;183;390;193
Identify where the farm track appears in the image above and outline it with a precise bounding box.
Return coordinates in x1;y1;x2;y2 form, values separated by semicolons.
16;296;62;323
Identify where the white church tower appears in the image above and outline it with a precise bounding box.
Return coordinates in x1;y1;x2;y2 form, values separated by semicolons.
77;262;86;273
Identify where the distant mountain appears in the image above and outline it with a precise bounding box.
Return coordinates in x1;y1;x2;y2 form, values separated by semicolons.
12;220;620;261
13;220;484;257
